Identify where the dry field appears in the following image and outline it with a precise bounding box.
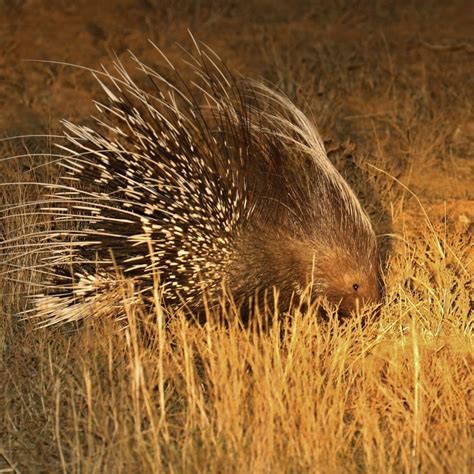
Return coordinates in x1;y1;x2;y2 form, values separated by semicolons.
1;0;472;472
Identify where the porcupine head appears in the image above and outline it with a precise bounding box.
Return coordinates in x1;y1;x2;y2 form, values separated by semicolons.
30;48;380;325
223;91;381;318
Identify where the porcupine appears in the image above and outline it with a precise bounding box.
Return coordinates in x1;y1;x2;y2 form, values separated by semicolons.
6;44;381;326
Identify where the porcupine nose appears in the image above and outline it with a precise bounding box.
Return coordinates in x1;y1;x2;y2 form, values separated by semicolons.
345;278;381;315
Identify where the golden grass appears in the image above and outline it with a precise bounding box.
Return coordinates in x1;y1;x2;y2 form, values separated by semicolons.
0;237;472;472
1;1;473;471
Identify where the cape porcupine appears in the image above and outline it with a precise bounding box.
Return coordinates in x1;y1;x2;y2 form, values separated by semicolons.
4;43;381;326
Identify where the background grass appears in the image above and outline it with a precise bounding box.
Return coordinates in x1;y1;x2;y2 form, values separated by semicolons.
1;0;472;472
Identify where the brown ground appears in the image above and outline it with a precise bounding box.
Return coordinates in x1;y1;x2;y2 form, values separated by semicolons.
0;0;473;472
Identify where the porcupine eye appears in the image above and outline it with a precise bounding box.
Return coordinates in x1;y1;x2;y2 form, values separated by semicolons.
352;284;359;292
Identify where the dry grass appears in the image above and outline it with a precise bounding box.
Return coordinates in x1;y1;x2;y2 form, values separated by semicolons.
1;0;473;472
0;230;472;472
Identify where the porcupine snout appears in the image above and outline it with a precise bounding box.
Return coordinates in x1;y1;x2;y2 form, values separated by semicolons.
306;242;381;317
331;269;381;316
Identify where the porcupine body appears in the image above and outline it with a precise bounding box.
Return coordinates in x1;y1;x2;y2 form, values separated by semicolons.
14;45;380;326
